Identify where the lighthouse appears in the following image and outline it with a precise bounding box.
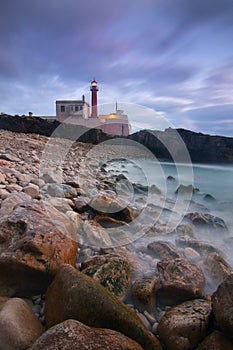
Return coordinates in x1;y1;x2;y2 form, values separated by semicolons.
90;79;98;117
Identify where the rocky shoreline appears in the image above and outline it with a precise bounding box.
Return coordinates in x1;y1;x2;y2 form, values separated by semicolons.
0;128;233;349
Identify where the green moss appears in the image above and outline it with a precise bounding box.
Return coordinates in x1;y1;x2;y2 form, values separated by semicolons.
84;265;99;277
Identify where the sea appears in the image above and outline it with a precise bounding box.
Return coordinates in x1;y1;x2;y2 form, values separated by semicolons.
105;159;233;268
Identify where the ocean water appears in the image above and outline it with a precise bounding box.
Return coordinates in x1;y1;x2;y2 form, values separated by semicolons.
106;159;233;266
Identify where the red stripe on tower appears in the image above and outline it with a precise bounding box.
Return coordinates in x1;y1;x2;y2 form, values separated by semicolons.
90;79;98;117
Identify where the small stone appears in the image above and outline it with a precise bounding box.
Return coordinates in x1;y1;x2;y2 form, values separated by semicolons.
32;304;41;314
143;310;156;325
24;183;40;198
132;277;159;312
184;247;201;263
6;183;23;192
137;312;151;331
151;322;159;335
74;196;90;212
0;172;6;183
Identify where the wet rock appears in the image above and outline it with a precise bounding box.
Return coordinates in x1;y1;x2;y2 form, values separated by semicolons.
157;299;212;350
137;312;151;330
157;258;205;306
95;215;128;228
147;240;183;260
184;247;201;263
30;319;143;350
176;236;225;257
81;254;132;300
167;175;175;181
175;184;199;195
196;331;233;350
0;297;44;350
212;274;233;338
132;277;159;312
204;252;232;288
185;212;227;230
176;223;196;238
0;201;77;296
45;264;162;350
203;193;216;202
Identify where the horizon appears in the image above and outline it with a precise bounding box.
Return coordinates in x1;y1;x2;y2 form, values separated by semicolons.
0;1;233;137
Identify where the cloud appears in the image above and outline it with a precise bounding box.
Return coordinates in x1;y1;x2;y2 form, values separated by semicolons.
0;0;233;136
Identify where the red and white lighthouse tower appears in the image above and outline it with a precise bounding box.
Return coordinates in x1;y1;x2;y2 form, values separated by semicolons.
90;79;98;117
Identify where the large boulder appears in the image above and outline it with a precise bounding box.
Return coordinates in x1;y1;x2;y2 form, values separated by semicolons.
45;264;162;350
212;274;233;338
157;258;205;305
0;200;77;296
0;297;44;350
81;254;132;300
30;319;143;350
196;331;233;350
157;299;212;350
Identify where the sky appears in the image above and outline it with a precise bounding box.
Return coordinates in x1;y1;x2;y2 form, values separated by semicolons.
0;0;233;136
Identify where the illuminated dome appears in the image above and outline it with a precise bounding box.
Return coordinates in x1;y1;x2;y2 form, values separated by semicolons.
91;80;97;86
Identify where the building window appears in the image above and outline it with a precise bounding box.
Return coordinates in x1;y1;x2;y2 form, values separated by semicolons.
60;105;65;112
75;106;79;112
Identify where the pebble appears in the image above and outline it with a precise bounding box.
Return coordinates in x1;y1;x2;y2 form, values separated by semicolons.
151;322;159;335
136;312;152;331
32;305;41;314
143;310;156;325
184;247;201;262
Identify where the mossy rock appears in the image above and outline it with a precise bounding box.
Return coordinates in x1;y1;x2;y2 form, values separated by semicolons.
175;184;199;195
81;255;132;300
45;264;162;350
203;193;216;201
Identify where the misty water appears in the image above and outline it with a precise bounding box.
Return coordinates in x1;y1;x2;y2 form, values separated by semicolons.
106;159;233;272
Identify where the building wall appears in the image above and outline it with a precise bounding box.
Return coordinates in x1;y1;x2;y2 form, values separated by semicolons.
56;100;90;122
67;114;131;136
